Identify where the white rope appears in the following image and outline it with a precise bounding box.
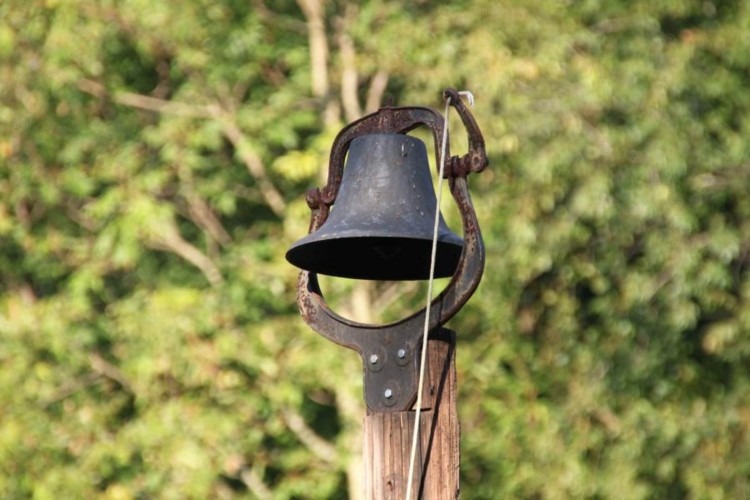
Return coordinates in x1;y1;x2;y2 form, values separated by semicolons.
405;91;473;499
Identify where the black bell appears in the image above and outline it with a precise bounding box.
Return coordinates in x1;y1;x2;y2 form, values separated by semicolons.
286;134;463;280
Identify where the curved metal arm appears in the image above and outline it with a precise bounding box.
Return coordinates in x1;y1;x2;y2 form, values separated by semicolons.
443;88;488;177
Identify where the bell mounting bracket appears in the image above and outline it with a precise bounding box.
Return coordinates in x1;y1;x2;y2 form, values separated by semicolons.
297;89;488;413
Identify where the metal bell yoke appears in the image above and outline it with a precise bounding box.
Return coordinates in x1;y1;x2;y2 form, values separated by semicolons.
288;89;489;412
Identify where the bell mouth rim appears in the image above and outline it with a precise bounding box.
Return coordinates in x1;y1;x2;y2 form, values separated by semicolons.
286;235;463;281
287;226;464;247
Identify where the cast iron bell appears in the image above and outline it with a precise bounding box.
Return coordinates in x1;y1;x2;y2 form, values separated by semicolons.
286;133;463;280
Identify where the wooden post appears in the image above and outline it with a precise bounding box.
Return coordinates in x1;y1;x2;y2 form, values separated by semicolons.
363;329;459;499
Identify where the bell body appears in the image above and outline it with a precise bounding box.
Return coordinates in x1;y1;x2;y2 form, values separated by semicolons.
286;134;463;280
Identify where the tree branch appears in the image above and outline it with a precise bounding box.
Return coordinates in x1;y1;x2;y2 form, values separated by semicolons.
297;0;339;126
365;70;389;114
335;385;366;500
78;79;213;117
337;7;362;122
297;0;329;98
115;91;212;118
239;466;273;500
78;80;287;218
183;192;232;247
211;110;287;217
371;280;420;314
281;407;338;465
147;221;224;286
42;353;134;408
89;352;134;394
42;373;102;408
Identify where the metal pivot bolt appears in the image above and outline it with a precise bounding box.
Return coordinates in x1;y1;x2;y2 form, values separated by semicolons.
370;354;379;364
397;349;406;359
384;388;393;399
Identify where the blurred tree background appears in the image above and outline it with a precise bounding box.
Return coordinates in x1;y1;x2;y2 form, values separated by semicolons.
1;0;749;498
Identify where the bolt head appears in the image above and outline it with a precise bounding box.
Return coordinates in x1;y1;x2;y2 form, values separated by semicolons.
384;388;393;399
369;354;379;364
397;349;406;359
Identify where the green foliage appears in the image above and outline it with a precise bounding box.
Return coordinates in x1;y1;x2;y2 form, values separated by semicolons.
1;0;749;497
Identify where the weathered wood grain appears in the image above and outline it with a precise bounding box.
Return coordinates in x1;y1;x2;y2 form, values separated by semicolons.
363;329;459;499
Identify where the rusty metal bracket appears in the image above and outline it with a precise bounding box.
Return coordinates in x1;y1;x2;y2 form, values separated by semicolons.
296;91;488;413
443;88;488;178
